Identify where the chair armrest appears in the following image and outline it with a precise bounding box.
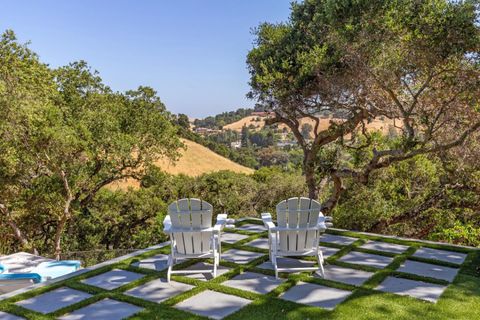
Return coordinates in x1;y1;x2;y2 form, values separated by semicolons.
317;222;327;232
261;212;277;230
0;263;7;274
321;215;333;228
213;214;228;232
316;215;328;232
163;215;172;233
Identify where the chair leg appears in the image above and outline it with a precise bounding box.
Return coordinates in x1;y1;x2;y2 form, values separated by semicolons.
271;231;279;278
212;234;218;277
268;233;272;261
218;236;222;262
167;255;173;282
272;254;278;279
213;253;218;277
317;251;325;278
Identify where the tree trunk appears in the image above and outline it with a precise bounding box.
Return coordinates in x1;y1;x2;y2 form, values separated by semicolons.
321;173;344;214
303;152;318;199
306;169;318;199
53;207;71;260
0;202;37;254
55;170;73;260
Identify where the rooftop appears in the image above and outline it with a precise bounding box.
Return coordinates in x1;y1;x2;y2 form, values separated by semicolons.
0;219;479;320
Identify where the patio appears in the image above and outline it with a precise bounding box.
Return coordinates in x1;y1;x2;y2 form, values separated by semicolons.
0;219;478;320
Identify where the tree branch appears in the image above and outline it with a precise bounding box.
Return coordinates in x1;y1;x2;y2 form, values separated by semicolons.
321;172;344;214
54;170;74;259
0;202;31;250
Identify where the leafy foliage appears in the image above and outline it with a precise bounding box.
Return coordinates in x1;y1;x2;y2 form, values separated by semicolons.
193;108;255;129
0;31;182;255
247;0;480;214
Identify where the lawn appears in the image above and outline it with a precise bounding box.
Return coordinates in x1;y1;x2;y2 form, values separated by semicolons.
1;219;479;320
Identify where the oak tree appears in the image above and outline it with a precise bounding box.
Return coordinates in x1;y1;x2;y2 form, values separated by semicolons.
247;0;480;213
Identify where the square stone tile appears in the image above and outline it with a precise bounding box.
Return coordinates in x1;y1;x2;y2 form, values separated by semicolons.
257;257;316;273
222;249;264;264
245;238;269;250
376;276;447;303
223;271;285;294
15;287;92;314
125;278;193;303
131;254;168;271
181;262;231;281
320;246;340;258
412;247;467;265
82;269;144;290
221;232;249;244
338;251;394;269
236;224;266;232
360;241;409;254
0;311;25;320
397;260;459;282
58;298;143;320
315;265;374;286
175;290;250;320
280;281;351;310
320;234;357;246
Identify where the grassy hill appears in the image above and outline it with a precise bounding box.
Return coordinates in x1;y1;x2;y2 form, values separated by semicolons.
157;139;253;176
110;139;254;190
223;115;397;136
223;115;265;131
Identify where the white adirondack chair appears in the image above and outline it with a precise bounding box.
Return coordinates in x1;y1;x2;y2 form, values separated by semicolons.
163;198;227;282
262;197;332;278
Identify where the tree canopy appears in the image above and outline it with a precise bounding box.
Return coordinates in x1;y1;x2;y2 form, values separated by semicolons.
247;0;480;211
0;31;182;256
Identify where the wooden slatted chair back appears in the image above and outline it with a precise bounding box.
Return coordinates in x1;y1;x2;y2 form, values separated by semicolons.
276;197;321;253
168;198;213;255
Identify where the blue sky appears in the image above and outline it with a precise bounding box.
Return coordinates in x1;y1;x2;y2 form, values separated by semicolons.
0;1;292;118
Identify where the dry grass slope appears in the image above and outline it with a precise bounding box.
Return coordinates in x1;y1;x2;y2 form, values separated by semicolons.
223;115;265;131
223;115;398;136
157;139;253;176
110;139;254;190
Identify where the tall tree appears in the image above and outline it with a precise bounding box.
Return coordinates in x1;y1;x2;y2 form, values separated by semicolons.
0;30;57;253
241;124;250;148
247;0;480;213
0;31;183;256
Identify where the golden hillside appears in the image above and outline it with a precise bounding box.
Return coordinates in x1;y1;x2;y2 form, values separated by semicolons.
223;115;397;136
157;139;253;176
110;139;254;190
223;115;265;131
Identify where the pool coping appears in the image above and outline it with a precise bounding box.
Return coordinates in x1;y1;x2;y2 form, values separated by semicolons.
0;241;170;301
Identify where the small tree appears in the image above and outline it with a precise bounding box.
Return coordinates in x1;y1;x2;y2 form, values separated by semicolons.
176;113;190;130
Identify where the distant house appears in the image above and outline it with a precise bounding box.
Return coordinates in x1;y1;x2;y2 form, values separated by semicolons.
251;111;275;117
276;140;297;147
194;127;208;134
230;141;242;149
194;127;221;135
